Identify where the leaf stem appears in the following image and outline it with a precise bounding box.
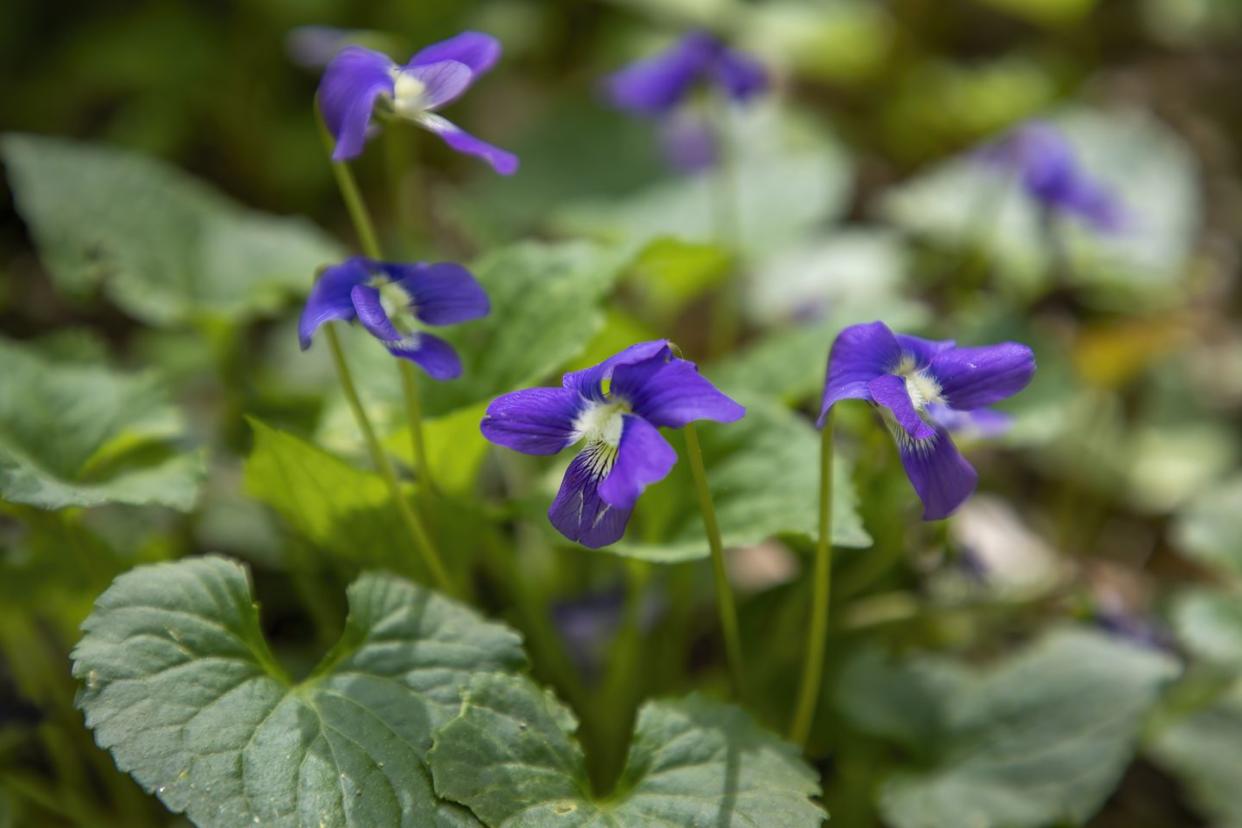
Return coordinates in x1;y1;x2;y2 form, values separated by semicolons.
790;411;835;747
682;421;745;699
708;93;743;358
398;359;437;494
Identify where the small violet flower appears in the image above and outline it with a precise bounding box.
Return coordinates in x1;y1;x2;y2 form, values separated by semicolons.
299;257;489;380
978;121;1125;232
481;341;745;548
318;31;518;174
605;31;767;116
820;322;1035;520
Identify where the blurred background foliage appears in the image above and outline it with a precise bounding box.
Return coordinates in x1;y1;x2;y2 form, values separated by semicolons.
2;0;1242;825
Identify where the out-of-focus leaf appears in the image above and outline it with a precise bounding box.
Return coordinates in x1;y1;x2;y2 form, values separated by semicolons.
1172;475;1242;577
1149;683;1242;828
429;673;825;826
881;108;1200;305
837;648;970;754
1;134;341;325
876;629;1177;828
627;237;732;319
387;403;492;498
974;0;1098;26
0;336;203;510
613;400;870;562
1171;589;1242;670
73;557;524;827
742;0;894;82
555;103;852;260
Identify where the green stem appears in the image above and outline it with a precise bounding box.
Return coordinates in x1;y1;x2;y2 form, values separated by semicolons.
708;95;743;358
322;322;454;594
790;412;835;747
683;422;745;699
399;359;437;494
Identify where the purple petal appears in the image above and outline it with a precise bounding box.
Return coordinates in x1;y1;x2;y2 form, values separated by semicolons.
416;113;518;175
481;387;584;455
597;415;677;510
563;340;673;401
930;343;1036;411
713;47;767;103
549;449;633;548
408;31;501;75
378;262;490;325
318;47;395;161
611;358;745;428
400;60;474;110
927;405;1013;438
817;321;902;426
349;284;403;343
604;33;714;116
868;374;935;441
299;258;371;349
895;334;954;368
895;427;979;521
387;332;462;380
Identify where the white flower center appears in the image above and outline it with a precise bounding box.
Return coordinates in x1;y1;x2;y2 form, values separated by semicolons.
391;71;429;118
893;354;943;412
373;278;415;331
573;401;627;449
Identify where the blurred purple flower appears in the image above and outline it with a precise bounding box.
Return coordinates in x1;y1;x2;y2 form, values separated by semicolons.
605;31;767;116
659;113;719;173
299;256;489;379
819;322;1035;520
317;32;518;173
481;341;745;548
978;121;1126;232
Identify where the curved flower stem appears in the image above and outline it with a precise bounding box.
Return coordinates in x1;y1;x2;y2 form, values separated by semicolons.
708;93;743;358
789;411;835;747
683;421;745;699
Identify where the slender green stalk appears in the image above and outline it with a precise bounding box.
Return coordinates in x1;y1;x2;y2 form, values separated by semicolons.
398;359;437;493
683;422;745;699
790;411;835;747
708;94;744;358
322;322;454;593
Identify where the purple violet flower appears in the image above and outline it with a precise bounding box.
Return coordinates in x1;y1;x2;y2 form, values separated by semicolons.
819;322;1035;520
606;31;767;116
978;121;1125;232
317;31;518;174
299;256;489;380
481;341;745;548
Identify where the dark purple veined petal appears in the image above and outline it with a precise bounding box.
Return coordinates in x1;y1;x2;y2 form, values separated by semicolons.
298;258;373;349
603;33;713;116
562;340;673;401
398;60;474;110
349;284;403;342
611;357;745;428
894;426;979;521
895;333;954;368
597;415;677;511
407;31;501;75
416;113;518;175
481;387;585;455
868;374;935;441
375;261;490;325
549;449;634;548
927;404;1012;438
318;47;396;161
930;342;1036;411
818;321;903;426
713;46;767;103
387;332;462;380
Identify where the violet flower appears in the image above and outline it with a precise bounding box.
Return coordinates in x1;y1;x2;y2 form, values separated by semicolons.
481;341;745;548
978;121;1125;232
318;31;517;174
605;31;767;116
819;322;1035;520
299;257;489;380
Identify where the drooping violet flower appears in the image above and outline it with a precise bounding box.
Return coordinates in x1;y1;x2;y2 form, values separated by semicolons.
977;121;1125;232
606;31;767;116
819;322;1035;520
318;31;518;174
481;341;745;548
299;257;489;380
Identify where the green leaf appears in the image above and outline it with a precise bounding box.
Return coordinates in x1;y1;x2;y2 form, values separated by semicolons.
1171;588;1242;670
429;673;825;826
72;556;525;827
880;108;1199;306
243;418;408;567
626;237;733;319
615;400;871;562
1149;682;1242;828
2;133;342;326
876;629;1177;828
1173;475;1242;577
0;336;204;510
837;648;970;754
385;403;492;498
